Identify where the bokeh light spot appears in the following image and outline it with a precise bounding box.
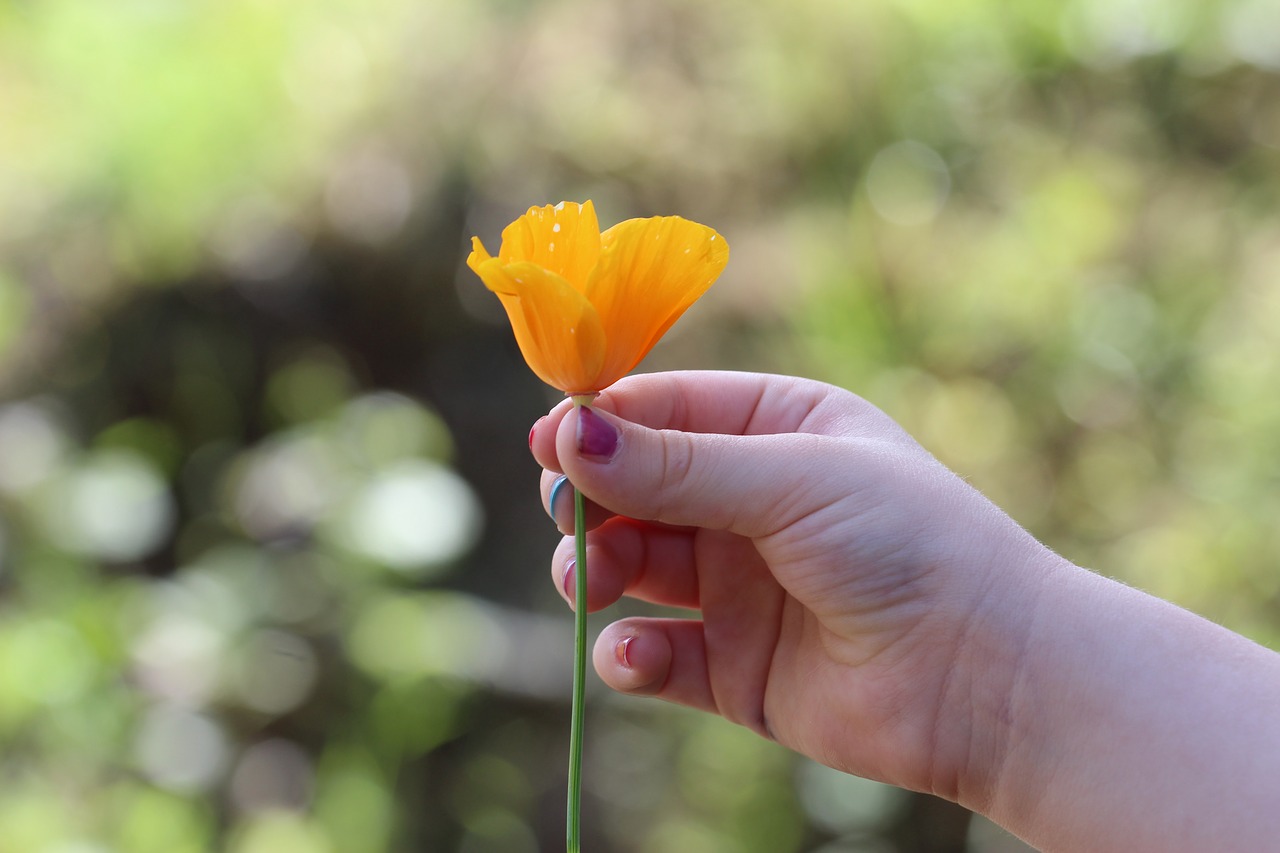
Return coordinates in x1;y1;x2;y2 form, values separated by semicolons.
797;759;905;834
228;811;332;853
338;392;454;467
233;435;339;542
324;150;414;245
135;704;230;794
230;739;314;815
0;402;68;494
865;141;951;226
337;460;482;575
46;449;175;562
266;348;355;426
1;617;98;706
132;602;226;706
232;630;318;716
346;592;507;682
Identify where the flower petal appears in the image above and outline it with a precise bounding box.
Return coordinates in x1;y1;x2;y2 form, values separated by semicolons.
470;250;607;393
467;234;497;276
587;216;729;386
497;201;602;295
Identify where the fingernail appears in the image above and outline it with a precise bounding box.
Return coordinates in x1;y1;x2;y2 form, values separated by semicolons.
614;635;634;669
561;558;576;603
576;406;619;461
548;474;571;522
529;416;546;449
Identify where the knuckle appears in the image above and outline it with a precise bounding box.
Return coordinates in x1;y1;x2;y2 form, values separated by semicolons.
655;430;696;500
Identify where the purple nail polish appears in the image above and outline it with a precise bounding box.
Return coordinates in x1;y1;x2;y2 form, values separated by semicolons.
576;406;619;461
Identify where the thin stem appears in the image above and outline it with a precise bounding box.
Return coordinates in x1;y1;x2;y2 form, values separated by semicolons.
565;393;596;853
567;483;588;853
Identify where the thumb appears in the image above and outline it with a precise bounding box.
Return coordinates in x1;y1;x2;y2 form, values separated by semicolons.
556;404;844;538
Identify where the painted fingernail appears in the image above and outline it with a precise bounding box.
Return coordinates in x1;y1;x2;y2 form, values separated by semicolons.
561;558;576;603
614;635;634;669
548;474;571;521
576;406;619;461
528;418;542;449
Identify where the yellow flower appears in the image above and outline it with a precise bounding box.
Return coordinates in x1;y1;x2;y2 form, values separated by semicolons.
467;200;729;395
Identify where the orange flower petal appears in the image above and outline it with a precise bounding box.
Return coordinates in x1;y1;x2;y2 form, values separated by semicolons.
466;234;497;278
469;202;728;395
586;216;729;386
470;246;607;393
497;201;601;295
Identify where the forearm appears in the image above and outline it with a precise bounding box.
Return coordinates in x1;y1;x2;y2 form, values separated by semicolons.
978;559;1280;851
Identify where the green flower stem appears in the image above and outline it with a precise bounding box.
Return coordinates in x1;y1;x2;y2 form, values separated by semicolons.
567;393;594;853
567;483;587;853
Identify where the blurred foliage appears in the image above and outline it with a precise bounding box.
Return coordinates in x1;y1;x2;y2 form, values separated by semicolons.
0;0;1278;850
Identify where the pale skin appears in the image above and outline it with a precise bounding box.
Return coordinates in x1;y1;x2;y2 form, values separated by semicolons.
529;370;1280;852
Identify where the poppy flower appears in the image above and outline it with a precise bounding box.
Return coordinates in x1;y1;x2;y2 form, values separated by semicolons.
467;200;728;396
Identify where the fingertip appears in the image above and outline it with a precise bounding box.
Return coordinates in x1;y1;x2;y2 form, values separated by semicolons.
528;416;545;450
594;621;672;696
551;536;576;606
551;534;629;613
540;471;618;536
556;404;626;471
575;405;621;462
530;399;576;473
595;618;718;716
560;558;577;609
548;473;574;533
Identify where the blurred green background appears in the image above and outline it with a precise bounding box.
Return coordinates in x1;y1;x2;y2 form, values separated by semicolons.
1;0;1278;850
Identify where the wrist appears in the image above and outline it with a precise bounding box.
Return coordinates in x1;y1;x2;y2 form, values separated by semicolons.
971;562;1280;851
932;542;1067;817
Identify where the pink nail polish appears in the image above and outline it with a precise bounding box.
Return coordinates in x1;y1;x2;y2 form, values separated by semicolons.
529;416;546;449
576;406;619;461
615;635;634;668
562;559;576;603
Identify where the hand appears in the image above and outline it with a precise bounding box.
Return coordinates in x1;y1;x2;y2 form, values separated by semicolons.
529;370;1056;804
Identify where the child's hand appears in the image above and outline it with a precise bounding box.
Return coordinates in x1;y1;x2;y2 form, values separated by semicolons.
531;370;1280;850
529;370;1053;803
